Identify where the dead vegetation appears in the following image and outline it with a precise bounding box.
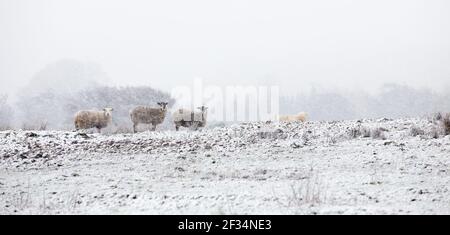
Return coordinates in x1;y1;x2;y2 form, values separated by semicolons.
277;168;328;212
442;113;450;135
410;126;425;137
347;125;386;140
430;112;450;137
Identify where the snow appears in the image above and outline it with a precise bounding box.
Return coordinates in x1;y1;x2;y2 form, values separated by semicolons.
0;118;449;214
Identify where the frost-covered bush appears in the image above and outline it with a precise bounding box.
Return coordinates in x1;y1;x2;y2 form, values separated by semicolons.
442;113;450;135
370;128;386;140
349;125;386;140
362;127;372;138
325;133;339;145
429;112;450;137
429;127;441;139
433;112;443;122
410;126;425;137
347;125;371;138
347;127;361;138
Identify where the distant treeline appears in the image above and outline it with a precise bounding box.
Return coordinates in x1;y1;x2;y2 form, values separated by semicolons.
280;84;450;121
1;83;450;130
1;86;174;130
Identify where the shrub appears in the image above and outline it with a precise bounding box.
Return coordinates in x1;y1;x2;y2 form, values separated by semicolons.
410;126;425;137
442;113;450;135
362;127;372;137
287;174;325;207
347;125;371;138
347;127;361;138
433;112;443;122
371;128;386;140
429;127;440;139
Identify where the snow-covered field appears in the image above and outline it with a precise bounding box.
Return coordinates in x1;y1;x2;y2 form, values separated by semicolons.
0;118;449;214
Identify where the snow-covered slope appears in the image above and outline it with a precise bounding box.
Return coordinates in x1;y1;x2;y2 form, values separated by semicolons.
0;118;449;214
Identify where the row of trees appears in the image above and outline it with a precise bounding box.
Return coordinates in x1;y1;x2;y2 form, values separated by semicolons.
280;84;450;121
0;59;174;131
2;83;450;130
13;86;174;130
2;83;449;130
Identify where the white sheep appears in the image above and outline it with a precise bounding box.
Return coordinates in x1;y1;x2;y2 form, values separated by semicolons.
173;106;208;131
278;112;308;123
130;102;168;133
74;108;113;133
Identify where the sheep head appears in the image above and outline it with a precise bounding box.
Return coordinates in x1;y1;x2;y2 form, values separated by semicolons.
157;102;169;111
197;106;208;113
102;107;114;118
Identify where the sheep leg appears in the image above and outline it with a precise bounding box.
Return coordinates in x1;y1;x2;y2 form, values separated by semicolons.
151;123;156;131
192;122;199;131
97;128;101;133
175;123;180;131
133;123;137;133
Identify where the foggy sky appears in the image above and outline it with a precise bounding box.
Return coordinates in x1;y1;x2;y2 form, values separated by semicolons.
1;0;450;97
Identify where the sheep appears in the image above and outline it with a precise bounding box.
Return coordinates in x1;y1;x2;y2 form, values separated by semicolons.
173;106;208;131
278;112;308;123
130;102;169;133
74;108;114;133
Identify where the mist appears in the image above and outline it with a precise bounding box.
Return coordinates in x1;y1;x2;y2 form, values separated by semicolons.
1;0;450;127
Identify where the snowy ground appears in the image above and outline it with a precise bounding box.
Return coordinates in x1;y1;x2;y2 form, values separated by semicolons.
0;118;449;214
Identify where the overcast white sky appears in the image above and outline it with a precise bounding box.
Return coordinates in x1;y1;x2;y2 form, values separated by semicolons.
1;0;449;96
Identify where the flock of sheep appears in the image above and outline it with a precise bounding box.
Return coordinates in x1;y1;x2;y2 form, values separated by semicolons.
74;102;307;133
74;102;210;133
